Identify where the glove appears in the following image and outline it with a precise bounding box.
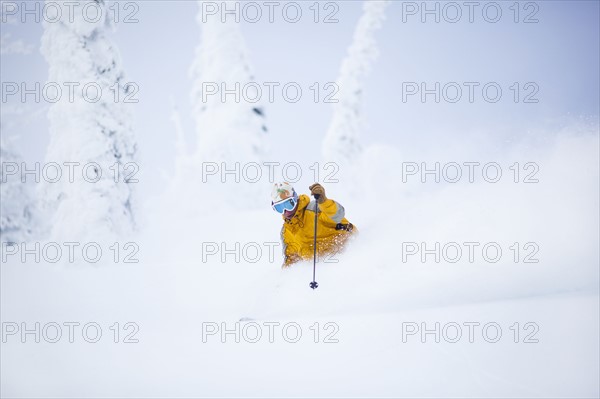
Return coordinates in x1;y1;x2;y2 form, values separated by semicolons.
309;183;327;204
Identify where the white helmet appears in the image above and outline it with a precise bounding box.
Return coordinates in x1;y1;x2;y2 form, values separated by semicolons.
271;182;296;203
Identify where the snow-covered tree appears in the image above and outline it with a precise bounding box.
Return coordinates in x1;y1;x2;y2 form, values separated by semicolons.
184;1;268;209
39;0;137;241
0;140;33;243
190;1;267;163
322;1;389;166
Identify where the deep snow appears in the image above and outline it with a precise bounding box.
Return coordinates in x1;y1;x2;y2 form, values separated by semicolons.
2;129;599;397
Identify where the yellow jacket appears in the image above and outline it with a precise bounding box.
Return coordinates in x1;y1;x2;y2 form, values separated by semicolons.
280;194;356;267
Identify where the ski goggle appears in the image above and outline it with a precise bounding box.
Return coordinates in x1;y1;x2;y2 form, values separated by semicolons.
272;196;298;214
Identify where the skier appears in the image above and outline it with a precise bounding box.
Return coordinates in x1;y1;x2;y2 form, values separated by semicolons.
271;182;356;267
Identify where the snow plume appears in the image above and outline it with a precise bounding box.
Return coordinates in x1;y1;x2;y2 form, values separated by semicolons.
322;1;389;175
185;1;268;210
39;0;137;243
0;140;34;243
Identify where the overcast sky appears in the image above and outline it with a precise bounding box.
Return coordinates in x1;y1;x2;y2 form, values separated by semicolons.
1;1;599;198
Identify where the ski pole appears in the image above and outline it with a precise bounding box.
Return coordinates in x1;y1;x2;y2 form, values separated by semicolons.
310;194;320;290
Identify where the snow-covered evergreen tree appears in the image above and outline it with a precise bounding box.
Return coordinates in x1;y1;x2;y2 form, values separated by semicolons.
190;1;267;163
39;0;137;241
322;1;389;167
185;1;268;208
0;140;33;243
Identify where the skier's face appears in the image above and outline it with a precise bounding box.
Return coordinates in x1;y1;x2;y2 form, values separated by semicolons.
283;204;298;219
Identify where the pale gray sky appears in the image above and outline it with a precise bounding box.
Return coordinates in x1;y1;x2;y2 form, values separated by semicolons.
1;1;599;198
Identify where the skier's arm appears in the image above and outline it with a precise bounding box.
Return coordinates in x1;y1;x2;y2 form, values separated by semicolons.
317;198;346;224
309;183;347;224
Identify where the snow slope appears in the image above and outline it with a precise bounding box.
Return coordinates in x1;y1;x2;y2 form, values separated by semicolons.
1;127;599;397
